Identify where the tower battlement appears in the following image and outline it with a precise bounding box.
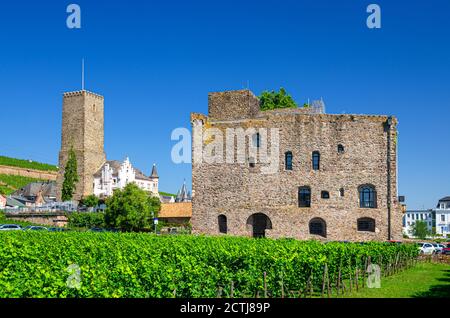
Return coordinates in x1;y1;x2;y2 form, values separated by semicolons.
63;90;104;100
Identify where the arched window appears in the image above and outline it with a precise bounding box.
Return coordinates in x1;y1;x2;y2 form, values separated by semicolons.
338;144;344;154
357;217;375;232
321;191;330;199
298;186;311;207
359;185;377;208
285;151;293;170
312;151;320;170
252;133;260;148
309;218;326;237
339;188;345;197
218;215;227;234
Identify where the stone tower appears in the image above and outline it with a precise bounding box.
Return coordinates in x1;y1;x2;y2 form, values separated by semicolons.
56;90;106;201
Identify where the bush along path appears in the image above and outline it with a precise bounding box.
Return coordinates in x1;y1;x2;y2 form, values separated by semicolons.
0;232;419;298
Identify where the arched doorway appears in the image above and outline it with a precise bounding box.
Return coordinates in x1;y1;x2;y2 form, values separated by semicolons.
246;213;272;238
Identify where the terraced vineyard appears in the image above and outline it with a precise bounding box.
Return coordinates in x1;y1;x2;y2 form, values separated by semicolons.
0;156;58;172
0;174;44;195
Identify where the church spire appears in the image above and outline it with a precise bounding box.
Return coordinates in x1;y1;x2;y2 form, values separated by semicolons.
151;163;159;178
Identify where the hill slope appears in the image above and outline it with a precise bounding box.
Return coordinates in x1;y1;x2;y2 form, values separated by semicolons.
0;156;58;172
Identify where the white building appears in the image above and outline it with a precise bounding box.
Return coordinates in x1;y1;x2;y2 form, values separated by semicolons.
402;209;433;237
93;157;159;198
434;196;450;237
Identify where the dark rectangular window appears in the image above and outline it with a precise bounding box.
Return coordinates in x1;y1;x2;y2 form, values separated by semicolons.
312;151;320;170
298;187;311;207
285;152;293;170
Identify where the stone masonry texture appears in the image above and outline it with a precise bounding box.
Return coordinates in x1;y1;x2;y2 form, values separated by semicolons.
191;90;402;241
56;90;106;202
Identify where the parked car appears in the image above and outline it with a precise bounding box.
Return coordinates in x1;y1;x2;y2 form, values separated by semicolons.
0;224;22;231
442;243;450;255
89;227;106;232
432;243;445;254
417;242;436;255
47;227;70;232
22;226;48;231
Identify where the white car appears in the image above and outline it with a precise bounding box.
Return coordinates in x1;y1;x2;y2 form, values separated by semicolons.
418;242;436;255
432;243;445;254
0;224;22;231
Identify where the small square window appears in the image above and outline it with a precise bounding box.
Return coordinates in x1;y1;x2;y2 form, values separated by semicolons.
321;191;330;199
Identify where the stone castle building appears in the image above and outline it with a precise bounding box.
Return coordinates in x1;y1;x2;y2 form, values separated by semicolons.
56;90;106;201
190;90;402;241
56;90;158;201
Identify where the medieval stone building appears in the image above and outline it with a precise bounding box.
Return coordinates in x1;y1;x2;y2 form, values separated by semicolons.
56;90;106;201
56;90;159;201
190;90;402;241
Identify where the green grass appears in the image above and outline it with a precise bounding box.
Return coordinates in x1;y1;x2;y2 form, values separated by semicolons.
159;191;176;197
0;156;58;172
0;174;44;195
344;262;450;298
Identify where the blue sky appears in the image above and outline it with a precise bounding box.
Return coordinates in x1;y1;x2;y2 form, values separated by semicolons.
0;0;449;208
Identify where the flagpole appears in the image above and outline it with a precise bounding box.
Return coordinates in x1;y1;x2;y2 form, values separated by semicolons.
82;58;85;90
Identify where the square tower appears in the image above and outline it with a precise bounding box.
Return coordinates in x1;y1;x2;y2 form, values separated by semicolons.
56;90;106;201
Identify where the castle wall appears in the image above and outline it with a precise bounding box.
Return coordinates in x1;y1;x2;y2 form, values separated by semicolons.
191;90;402;241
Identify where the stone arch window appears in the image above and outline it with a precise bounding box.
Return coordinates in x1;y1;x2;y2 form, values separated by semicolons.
339;188;345;197
246;213;272;238
312;151;320;170
285;151;293;170
218;215;227;234
298;186;311;207
359;184;377;208
309;217;326;237
357;217;375;232
321;191;330;199
338;144;344;154
252;132;261;148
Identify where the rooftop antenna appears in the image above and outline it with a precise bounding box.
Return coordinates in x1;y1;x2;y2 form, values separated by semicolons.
81;58;85;91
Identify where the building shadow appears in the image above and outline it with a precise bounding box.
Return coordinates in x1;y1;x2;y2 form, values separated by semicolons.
413;269;450;298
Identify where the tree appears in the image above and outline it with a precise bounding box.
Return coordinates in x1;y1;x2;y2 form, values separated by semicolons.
412;220;431;240
81;194;99;208
259;88;297;111
104;183;161;232
61;146;79;202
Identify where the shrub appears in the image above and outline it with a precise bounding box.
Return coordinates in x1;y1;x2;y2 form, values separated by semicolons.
67;212;105;229
259;88;297;111
104;183;161;232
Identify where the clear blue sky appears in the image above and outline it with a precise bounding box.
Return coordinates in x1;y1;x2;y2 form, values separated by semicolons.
0;0;449;208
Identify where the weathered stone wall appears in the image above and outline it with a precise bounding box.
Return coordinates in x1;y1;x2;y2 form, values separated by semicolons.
0;165;57;180
191;90;402;241
56;91;106;201
208;90;260;121
6;213;68;227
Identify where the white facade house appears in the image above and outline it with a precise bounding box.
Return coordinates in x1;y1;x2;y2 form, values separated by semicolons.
434;197;450;237
402;209;433;237
93;157;159;198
